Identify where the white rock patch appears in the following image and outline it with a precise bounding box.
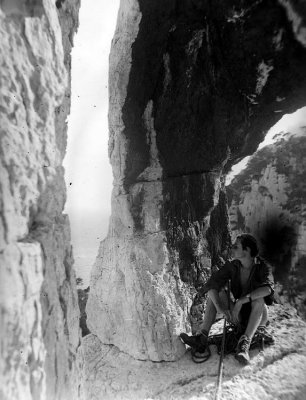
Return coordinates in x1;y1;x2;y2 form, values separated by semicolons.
255;61;274;95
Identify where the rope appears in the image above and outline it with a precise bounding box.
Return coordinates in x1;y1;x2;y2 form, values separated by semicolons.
214;280;231;400
214;317;226;400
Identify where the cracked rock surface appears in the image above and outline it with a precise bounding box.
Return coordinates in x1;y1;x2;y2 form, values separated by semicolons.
0;1;81;399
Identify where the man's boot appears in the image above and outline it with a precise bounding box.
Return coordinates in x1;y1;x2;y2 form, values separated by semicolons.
180;331;208;352
180;331;210;363
235;334;251;365
255;325;275;345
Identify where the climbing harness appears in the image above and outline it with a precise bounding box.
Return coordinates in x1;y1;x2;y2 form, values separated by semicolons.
206;323;273;355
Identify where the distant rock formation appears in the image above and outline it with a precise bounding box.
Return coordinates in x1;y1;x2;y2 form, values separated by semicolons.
227;128;306;316
0;1;81;399
87;0;306;362
78;287;91;337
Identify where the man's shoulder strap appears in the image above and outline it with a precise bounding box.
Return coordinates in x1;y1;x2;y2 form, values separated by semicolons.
255;256;272;269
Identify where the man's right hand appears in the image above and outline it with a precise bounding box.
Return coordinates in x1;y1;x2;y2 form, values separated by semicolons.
217;307;232;322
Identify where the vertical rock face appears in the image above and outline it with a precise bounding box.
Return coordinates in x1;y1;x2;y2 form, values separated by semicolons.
87;0;306;361
227;129;306;316
0;1;80;399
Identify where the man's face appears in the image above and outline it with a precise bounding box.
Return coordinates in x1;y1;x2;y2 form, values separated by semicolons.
231;238;245;260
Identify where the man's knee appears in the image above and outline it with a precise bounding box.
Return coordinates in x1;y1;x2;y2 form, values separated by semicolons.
251;297;265;309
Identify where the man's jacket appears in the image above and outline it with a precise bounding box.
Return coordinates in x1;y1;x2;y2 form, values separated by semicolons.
199;257;274;305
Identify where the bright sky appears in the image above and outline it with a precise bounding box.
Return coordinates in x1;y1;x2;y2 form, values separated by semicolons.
63;0;120;282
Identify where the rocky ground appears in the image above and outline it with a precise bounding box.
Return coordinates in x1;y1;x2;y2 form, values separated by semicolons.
78;304;306;400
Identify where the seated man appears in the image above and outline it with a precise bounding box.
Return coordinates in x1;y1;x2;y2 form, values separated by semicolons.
181;233;275;364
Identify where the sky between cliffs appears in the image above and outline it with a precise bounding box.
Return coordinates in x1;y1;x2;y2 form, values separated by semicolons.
64;1;306;283
64;0;120;277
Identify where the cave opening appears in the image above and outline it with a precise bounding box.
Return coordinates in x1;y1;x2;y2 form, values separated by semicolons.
63;0;306;312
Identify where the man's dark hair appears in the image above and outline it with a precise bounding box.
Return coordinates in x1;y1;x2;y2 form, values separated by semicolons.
237;233;259;257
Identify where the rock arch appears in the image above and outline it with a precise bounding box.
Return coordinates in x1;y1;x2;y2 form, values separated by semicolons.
86;0;306;361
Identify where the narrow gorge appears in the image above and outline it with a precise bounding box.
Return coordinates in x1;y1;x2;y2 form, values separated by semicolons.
1;1;306;399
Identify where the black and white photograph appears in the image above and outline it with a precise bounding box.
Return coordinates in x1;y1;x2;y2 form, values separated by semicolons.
1;1;306;399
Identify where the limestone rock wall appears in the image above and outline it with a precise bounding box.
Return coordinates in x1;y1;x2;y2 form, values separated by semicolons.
87;0;306;362
0;1;81;399
227;131;306;316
